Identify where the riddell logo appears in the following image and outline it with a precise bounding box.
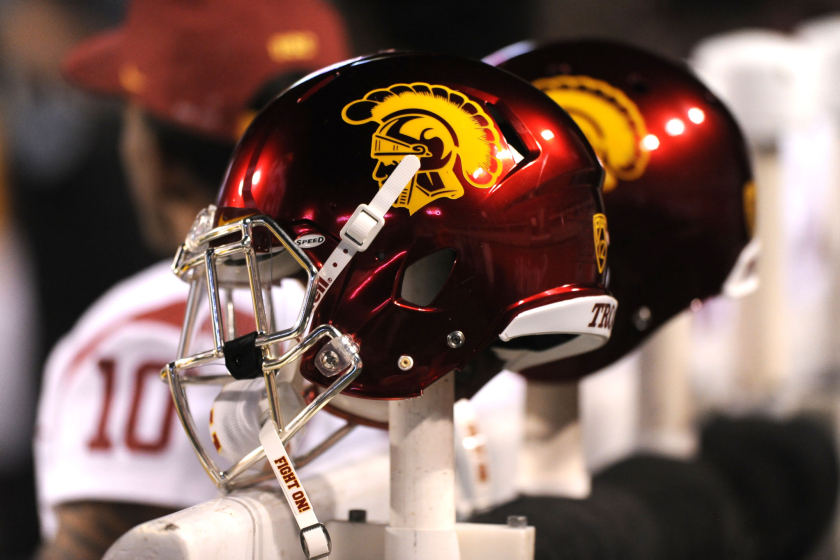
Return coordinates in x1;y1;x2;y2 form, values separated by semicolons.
295;234;326;248
313;277;331;304
588;303;615;330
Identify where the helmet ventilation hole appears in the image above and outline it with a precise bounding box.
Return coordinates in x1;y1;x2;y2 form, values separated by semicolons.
484;103;530;162
399;248;456;307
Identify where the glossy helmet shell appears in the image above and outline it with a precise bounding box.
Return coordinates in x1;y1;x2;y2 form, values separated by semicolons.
491;40;753;381
215;52;610;398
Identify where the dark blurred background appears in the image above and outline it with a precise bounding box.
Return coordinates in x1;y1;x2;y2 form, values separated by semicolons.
2;0;840;558
336;0;840;60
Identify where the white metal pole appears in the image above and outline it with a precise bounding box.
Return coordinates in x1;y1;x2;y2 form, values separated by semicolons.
516;380;589;498
736;148;790;402
637;311;697;457
385;372;461;560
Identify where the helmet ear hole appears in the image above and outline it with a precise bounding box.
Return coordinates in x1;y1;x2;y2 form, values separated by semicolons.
399;248;457;307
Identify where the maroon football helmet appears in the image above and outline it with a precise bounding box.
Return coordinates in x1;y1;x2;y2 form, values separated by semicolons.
164;52;616;485
485;40;756;381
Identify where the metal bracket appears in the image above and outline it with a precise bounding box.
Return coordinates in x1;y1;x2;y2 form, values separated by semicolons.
315;336;360;378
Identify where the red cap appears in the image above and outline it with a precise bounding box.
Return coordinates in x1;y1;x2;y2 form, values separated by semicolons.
62;0;350;141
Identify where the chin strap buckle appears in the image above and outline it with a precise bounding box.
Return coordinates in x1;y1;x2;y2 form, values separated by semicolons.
339;154;421;251
312;155;421;313
340;204;384;251
259;421;331;559
300;523;332;560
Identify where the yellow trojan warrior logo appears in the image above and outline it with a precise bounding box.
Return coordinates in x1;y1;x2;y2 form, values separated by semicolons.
593;213;608;274
533;75;649;192
342;83;504;214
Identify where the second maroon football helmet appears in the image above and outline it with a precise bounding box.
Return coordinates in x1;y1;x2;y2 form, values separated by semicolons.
485;40;756;381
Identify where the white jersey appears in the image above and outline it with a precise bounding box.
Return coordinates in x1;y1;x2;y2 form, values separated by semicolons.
34;261;309;537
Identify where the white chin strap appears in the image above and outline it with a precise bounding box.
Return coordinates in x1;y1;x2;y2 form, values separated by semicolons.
260;422;331;559
258;155;421;559
312;155;421;311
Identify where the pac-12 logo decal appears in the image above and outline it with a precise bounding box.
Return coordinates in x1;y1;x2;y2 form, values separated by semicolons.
532;75;649;192
593;213;608;274
342;83;505;215
742;180;756;237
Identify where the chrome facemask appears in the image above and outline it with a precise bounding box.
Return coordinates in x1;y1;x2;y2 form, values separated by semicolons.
162;206;363;490
162;156;422;491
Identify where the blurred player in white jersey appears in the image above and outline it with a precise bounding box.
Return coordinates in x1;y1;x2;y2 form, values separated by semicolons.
33;1;349;558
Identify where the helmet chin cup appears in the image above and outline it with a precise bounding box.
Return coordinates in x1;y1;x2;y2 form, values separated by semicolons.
162;211;363;490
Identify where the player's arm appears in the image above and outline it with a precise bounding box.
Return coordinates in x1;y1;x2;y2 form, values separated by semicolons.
36;501;176;560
